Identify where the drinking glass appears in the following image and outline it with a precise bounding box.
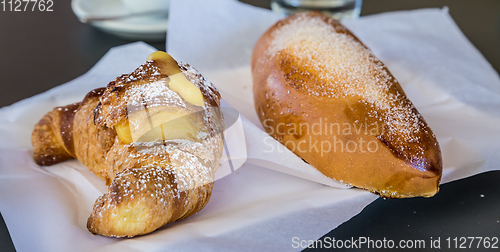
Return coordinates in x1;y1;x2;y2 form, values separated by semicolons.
271;0;363;20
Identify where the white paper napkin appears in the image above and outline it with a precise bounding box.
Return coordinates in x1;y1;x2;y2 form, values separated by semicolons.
1;0;500;251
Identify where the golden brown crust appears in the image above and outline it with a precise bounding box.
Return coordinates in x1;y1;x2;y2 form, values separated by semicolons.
73;91;117;183
31;115;73;166
31;53;224;237
87;166;213;237
252;12;442;198
93;61;167;128
31;103;80;166
93;61;222;129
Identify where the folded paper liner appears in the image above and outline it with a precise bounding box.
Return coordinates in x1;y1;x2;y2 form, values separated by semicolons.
1;0;500;251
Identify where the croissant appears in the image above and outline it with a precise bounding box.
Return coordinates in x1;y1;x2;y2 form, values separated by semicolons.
252;12;442;198
31;52;224;237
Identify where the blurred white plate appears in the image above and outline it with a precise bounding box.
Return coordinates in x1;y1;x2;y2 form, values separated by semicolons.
71;0;168;41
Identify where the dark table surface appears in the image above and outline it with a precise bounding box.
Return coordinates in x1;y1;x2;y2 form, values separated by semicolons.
1;0;499;251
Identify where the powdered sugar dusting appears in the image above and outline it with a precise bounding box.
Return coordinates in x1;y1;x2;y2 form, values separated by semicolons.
104;57;225;189
87;55;225;235
125;78;187;111
178;61;217;93
267;13;425;153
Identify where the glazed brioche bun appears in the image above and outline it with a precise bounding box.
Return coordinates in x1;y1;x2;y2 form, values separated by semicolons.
251;12;442;198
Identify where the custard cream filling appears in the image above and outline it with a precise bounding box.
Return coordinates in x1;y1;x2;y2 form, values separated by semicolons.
147;51;205;107
116;108;201;144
